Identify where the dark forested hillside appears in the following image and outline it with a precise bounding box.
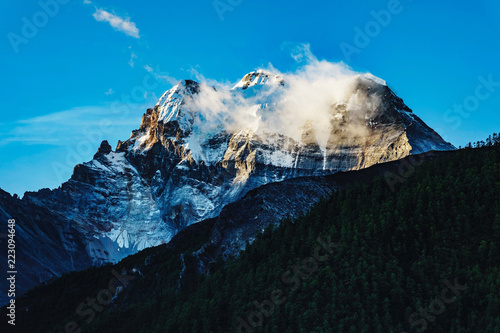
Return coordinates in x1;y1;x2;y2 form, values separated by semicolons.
4;133;500;333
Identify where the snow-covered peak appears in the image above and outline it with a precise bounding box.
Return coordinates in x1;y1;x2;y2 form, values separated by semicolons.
357;73;387;86
233;70;284;90
155;79;200;133
156;80;200;108
139;69;450;167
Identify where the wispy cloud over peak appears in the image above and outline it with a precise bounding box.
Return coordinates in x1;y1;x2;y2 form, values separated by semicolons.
144;65;179;86
92;9;140;38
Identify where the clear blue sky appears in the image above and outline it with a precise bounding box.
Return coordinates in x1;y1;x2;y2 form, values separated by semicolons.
1;0;499;195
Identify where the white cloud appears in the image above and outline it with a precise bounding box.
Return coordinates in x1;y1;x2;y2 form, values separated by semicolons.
0;106;144;147
290;43;317;63
128;52;137;67
93;9;140;38
105;88;114;95
143;64;179;86
174;46;385;148
83;0;92;4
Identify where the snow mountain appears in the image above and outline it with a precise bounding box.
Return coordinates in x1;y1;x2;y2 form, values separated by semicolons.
0;70;454;302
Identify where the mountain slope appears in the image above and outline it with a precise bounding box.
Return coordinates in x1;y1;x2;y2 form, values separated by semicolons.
4;137;498;333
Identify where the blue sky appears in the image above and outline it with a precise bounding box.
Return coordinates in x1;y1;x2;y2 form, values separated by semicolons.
1;0;499;195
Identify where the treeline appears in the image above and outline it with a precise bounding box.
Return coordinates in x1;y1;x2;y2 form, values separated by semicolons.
460;132;500;149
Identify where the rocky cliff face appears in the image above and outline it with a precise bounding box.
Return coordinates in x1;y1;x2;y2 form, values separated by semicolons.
0;70;454;302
